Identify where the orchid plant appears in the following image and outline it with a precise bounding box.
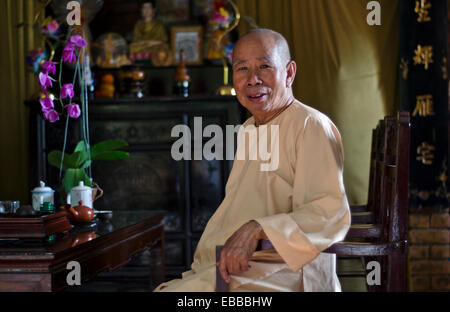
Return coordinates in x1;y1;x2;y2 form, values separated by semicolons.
38;33;86;123
32;25;130;201
22;7;130;205
36;31;95;196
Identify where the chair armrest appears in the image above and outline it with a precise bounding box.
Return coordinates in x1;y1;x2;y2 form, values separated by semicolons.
323;240;407;256
216;239;407;291
346;224;381;238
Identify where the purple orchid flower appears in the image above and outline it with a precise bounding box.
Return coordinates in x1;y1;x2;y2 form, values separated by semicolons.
43;109;60;123
39;72;53;88
60;83;74;99
39;97;54;111
62;45;76;63
41;61;56;75
68;35;87;48
67;103;81;119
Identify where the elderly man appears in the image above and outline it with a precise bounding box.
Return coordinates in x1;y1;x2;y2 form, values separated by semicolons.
155;28;350;292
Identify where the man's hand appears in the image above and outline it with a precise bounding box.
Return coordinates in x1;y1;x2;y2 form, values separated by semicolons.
217;220;268;283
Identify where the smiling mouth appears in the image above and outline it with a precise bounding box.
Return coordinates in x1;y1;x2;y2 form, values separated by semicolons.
248;94;266;99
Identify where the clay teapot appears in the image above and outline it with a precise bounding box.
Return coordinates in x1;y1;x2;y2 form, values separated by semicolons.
60;200;94;223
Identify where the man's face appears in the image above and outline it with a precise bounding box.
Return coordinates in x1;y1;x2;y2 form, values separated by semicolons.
232;34;292;114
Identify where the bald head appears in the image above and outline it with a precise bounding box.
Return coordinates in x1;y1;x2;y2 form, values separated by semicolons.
233;29;292;65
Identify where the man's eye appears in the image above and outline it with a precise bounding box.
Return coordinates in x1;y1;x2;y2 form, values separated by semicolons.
237;67;247;71
260;64;270;69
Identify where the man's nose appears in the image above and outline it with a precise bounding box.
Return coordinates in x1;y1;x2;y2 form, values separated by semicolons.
247;70;262;86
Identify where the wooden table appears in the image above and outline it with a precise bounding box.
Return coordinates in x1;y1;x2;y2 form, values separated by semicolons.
0;210;166;292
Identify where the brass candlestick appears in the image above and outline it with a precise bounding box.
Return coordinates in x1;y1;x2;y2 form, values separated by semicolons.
215;0;240;96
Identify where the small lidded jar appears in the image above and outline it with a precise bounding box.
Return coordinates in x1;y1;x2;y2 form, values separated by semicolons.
31;181;55;211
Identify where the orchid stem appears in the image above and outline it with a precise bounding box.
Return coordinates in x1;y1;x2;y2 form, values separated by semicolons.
77;56;88;155
70;55;80;106
58;54;80;182
58;55;64;108
59;114;70;182
83;51;92;180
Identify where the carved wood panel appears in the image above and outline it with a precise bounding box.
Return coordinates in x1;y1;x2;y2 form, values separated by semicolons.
190;159;223;233
92;151;185;233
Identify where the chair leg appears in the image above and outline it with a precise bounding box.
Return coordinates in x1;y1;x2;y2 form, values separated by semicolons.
387;252;407;292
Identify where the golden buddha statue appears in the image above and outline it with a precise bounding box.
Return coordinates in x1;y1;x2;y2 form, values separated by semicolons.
130;0;168;58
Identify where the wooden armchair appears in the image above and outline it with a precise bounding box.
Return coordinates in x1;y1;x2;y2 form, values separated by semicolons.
216;112;410;292
351;119;386;224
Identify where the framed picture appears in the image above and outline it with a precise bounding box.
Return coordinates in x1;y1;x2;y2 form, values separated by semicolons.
171;26;203;65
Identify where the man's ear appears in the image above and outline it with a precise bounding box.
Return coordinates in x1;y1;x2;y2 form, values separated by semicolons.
286;60;297;88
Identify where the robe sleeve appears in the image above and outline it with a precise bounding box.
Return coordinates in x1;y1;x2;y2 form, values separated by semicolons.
254;115;351;272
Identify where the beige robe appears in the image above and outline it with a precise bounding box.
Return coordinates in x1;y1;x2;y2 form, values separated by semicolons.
155;100;351;292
